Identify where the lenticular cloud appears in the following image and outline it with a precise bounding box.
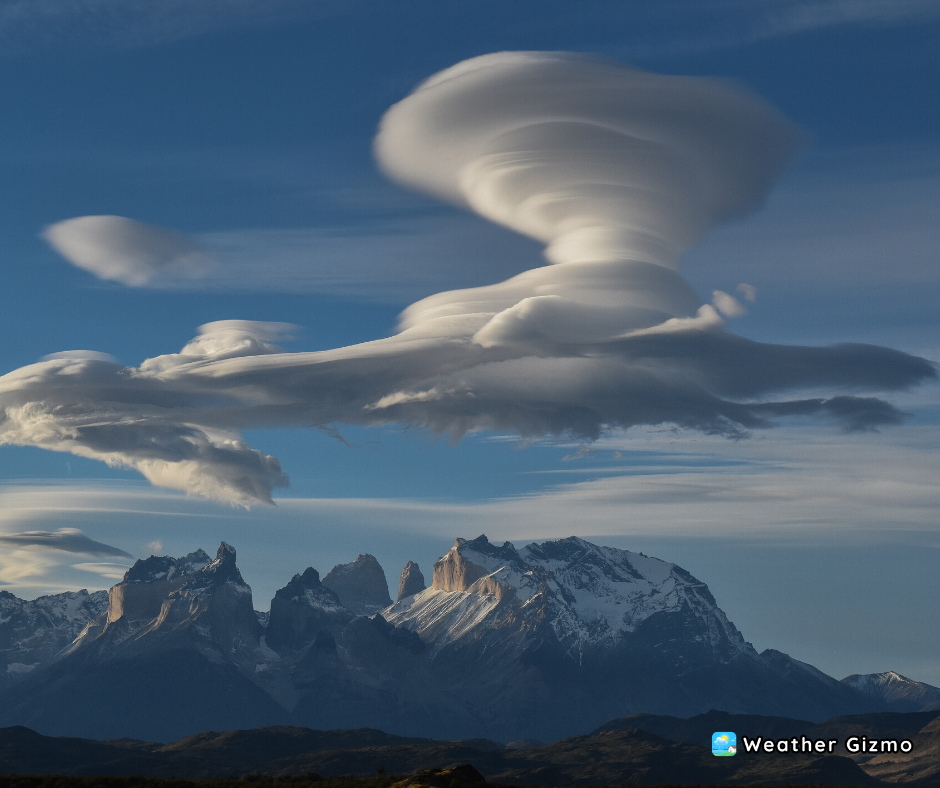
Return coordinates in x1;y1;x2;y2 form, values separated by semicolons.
0;53;935;505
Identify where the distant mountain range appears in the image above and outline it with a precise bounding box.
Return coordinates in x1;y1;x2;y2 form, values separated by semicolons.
1;535;938;743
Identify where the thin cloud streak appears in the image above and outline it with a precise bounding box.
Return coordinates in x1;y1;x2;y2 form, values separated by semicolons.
0;527;132;558
1;1;936;58
44;213;544;301
0;0;319;56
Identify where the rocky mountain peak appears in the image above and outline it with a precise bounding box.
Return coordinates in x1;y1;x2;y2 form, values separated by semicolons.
108;548;212;625
184;542;248;590
322;554;392;616
397;561;426;601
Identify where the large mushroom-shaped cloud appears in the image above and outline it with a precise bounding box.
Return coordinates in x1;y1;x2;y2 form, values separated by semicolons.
0;53;934;505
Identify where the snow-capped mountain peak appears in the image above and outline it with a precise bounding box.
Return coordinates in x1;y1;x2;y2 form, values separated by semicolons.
384;535;752;663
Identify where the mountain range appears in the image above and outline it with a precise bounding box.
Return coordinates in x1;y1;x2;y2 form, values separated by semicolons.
1;535;937;743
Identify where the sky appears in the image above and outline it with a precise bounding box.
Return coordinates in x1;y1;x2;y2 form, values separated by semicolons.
0;0;938;686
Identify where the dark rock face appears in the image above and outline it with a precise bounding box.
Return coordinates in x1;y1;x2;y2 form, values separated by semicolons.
398;561;426;601
322;554;392;616
265;566;352;654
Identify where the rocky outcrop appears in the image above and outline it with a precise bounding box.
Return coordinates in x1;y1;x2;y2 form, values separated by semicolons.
433;539;490;592
397;561;426;601
322;554;392;616
265;566;352;654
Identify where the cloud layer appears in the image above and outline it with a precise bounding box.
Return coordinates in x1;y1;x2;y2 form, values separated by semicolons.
1;53;935;505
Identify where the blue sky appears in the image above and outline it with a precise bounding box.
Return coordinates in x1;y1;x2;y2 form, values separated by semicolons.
0;1;938;685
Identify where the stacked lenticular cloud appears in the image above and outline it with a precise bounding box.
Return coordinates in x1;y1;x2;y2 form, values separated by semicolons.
0;52;933;505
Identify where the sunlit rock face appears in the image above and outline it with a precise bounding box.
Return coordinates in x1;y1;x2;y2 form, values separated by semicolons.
322;553;393;616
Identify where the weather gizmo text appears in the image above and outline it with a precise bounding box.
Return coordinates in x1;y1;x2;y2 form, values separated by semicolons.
741;736;914;754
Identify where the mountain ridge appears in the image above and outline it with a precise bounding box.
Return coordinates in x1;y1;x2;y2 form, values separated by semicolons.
1;534;937;743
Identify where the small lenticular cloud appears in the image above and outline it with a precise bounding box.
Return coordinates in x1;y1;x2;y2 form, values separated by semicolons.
737;283;757;302
42;215;217;287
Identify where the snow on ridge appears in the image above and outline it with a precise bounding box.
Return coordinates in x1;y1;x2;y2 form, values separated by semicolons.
382;586;501;654
301;587;345;613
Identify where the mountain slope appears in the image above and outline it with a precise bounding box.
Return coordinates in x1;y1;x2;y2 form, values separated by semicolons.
0;588;108;688
842;671;940;712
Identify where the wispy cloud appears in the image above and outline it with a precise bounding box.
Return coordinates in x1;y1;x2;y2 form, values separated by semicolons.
0;0;318;56
71;562;132;579
752;0;940;38
616;0;940;56
2;53;934;506
2;1;935;58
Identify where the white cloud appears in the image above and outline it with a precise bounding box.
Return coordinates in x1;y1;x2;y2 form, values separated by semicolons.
712;290;746;317
144;540;163;555
2;53;935;506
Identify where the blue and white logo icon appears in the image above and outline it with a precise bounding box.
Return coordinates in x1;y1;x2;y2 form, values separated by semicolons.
712;731;737;756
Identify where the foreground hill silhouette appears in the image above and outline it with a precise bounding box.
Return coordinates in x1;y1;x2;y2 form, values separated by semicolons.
0;721;886;785
6;706;940;785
